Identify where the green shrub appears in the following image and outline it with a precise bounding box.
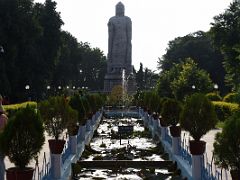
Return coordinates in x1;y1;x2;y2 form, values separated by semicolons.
0;105;44;169
212;101;239;121
206;92;222;101
180;93;217;141
214;112;240;171
69;93;86;124
149;93;161;113
223;92;237;103
39;96;77;140
161;98;182;126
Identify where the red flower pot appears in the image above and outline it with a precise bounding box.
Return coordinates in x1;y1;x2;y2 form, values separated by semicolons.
48;139;66;154
189;140;206;155
230;170;240;180
170;126;181;137
160;118;168;127
6;167;34;180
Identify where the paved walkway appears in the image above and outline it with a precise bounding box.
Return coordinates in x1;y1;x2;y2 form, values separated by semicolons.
182;128;231;180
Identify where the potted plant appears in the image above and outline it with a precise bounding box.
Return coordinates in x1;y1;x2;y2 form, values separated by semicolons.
69;93;86;126
161;98;182;137
38;96;71;154
180;93;217;155
0;106;44;180
65;105;78;136
143;91;152;114
213;112;240;180
149;93;161;120
158;97;170;127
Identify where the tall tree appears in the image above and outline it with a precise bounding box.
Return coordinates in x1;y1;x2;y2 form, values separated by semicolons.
0;0;43;100
210;1;240;90
157;58;213;100
34;0;63;97
158;31;226;93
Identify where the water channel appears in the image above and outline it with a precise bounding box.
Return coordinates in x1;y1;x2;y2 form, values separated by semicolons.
73;114;184;180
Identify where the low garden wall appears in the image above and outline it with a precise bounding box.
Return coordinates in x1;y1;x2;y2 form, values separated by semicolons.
140;109;225;180
39;111;103;180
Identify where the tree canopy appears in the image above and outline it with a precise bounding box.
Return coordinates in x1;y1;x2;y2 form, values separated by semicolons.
210;1;240;90
157;58;213;100
157;31;226;93
0;0;107;102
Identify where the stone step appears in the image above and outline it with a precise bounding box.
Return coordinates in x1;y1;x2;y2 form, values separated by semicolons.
74;160;173;169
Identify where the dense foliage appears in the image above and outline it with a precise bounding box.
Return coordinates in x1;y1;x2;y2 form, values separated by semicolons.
210;1;240;90
158;31;226;93
157;58;213;100
206;92;222;101
212;101;239;122
180;93;217;141
161;98;182;126
38;96;77;140
0;106;45;169
214;111;240;171
0;0;107;102
223;92;238;103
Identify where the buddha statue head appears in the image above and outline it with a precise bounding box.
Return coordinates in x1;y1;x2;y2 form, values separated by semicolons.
116;2;125;16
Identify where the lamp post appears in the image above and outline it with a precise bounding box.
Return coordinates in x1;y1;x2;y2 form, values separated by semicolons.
25;85;31;101
58;86;62;95
0;46;4;54
47;85;51;97
214;84;218;95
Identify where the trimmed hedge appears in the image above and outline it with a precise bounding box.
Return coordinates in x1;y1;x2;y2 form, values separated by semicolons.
212;101;239;121
3;101;37;117
223;92;237;103
206;92;222;101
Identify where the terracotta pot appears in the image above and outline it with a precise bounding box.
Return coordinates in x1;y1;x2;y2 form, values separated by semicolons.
169;125;181;137
48;139;66;154
189;140;206;155
230;170;240;180
6;167;34;180
160;118;168;127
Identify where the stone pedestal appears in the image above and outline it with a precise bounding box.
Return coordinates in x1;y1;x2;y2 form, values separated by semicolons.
78;125;86;142
91;114;96;125
161;127;167;141
192;155;203;180
172;137;181;155
69;135;77;154
86;120;92;131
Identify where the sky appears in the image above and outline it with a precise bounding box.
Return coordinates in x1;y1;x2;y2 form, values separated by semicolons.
34;0;232;71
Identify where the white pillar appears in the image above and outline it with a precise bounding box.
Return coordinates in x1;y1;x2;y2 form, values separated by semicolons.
148;116;153;126
172;137;181;155
69;135;77;154
91;114;96;125
86;119;92;131
161;127;166;141
51;154;62;179
192;155;203;180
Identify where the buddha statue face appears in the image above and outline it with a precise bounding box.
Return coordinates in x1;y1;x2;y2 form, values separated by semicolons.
116;2;125;16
